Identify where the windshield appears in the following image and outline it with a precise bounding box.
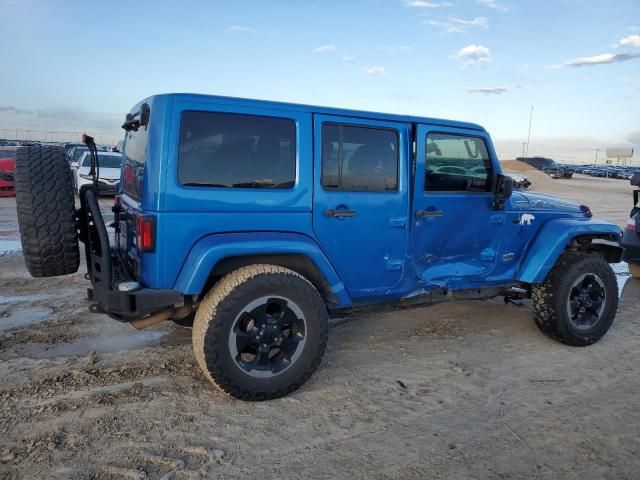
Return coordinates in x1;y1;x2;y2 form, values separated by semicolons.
82;153;122;169
72;148;88;162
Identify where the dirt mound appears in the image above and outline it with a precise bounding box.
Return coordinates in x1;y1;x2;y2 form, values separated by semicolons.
500;159;556;191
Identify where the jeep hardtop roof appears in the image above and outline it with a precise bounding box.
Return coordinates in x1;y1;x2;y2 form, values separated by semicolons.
135;93;486;132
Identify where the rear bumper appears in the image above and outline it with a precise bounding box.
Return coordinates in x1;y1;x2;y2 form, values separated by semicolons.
79;187;183;321
88;268;184;321
622;228;640;265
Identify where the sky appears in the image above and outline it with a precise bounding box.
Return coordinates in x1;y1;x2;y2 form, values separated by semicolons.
0;0;639;162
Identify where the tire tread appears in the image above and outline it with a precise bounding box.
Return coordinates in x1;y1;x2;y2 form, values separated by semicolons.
15;144;79;277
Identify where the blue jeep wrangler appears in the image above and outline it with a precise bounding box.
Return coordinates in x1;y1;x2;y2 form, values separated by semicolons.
14;94;623;400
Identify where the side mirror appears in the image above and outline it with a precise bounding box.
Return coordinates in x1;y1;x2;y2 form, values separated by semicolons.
631;172;640;187
493;173;514;210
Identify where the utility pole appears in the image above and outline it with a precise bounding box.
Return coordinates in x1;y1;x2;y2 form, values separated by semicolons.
522;142;526;157
594;148;599;165
525;106;534;157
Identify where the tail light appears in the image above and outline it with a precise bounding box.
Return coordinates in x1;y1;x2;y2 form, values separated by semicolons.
626;216;637;232
136;215;156;252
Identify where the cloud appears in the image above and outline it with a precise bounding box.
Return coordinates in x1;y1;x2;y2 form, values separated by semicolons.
551;52;640;68
476;0;509;12
464;86;508;94
453;44;492;68
451;16;488;27
227;25;256;33
341;54;356;63
405;0;453;7
361;66;387;75
0;106;32;115
619;34;640;47
423;16;488;33
314;45;337;53
0;107;122;136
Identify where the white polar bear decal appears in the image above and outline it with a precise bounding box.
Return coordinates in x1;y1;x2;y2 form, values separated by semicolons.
519;213;535;225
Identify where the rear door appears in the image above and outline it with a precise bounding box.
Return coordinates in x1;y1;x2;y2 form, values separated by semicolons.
312;115;410;298
411;124;502;288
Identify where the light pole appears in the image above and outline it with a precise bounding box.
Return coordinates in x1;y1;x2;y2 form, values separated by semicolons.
525;106;534;157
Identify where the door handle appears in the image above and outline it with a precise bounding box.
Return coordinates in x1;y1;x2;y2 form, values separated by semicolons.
416;209;444;219
325;209;357;218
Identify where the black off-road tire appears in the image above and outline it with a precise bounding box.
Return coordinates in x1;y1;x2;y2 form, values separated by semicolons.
15;144;80;277
531;253;618;346
192;264;328;401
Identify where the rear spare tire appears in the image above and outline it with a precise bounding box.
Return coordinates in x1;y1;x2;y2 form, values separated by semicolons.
15;144;80;277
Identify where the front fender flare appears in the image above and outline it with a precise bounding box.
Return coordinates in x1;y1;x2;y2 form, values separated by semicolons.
515;218;622;284
172;232;351;307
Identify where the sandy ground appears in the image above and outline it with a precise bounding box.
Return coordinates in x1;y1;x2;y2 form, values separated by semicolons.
0;176;639;480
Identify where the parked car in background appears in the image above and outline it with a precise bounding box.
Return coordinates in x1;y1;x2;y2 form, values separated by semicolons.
576;165;640;179
64;142;86;158
73;151;122;195
0;146;17;196
68;146;89;165
503;171;532;190
557;163;574;178
516;156;571;179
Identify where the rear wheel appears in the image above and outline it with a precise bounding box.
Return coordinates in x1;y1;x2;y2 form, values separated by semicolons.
531;253;618;346
15;144;80;277
192;265;328;400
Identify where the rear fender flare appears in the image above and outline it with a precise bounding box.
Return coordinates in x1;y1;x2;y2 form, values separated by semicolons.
515;218;622;284
172;232;351;307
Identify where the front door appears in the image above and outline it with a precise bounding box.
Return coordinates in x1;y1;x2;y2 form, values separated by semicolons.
411;124;503;289
312;114;410;298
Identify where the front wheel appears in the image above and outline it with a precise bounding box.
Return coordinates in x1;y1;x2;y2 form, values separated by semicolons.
192;265;328;400
531;253;618;346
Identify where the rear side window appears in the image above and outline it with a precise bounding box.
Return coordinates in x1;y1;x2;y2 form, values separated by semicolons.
425;133;493;192
321;123;398;192
178;111;296;189
123;128;147;199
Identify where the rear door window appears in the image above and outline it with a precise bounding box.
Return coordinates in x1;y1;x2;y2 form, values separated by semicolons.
321;123;398;192
178;111;296;189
